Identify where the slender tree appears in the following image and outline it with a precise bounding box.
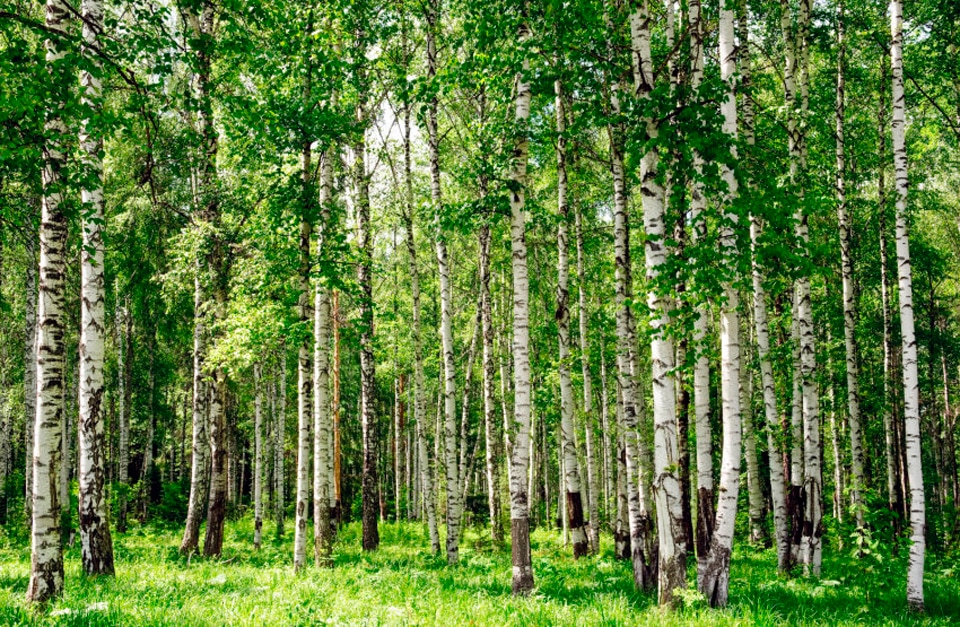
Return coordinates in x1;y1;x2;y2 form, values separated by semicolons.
890;0;925;610
77;0;114;576
27;0;70;602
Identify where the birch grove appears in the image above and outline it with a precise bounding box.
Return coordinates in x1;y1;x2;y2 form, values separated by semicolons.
3;0;957;616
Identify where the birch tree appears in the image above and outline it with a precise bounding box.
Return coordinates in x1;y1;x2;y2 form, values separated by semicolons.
630;0;685;602
555;75;588;559
27;0;70;602
890;0;925;609
77;0;114;576
697;0;742;606
507;12;535;596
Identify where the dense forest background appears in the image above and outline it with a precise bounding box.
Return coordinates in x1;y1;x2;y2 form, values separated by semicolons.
0;0;959;620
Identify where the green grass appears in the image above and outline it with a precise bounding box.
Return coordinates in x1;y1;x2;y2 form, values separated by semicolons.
0;518;957;625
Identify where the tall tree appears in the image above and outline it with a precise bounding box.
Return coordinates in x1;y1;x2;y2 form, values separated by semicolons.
890;0;925;610
27;0;70;602
77;0;114;576
507;9;535;597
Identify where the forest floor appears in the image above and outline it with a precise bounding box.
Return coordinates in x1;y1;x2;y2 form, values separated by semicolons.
0;516;958;626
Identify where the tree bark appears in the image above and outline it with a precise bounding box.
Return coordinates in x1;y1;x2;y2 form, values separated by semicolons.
77;0;114;576
631;0;683;601
698;1;742;606
425;0;460;565
24;232;38;524
575;205;599;553
293;48;315;570
891;0;925;610
314;137;336;567
27;0;70;602
508;17;535;596
835;1;865;529
555;76;588;559
356;111;379;553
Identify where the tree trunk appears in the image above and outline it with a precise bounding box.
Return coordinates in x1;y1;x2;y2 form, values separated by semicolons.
77;0;114;576
254;364;263;549
555;76;588;560
356;112;380;552
314;138;336;567
24;232;38;523
742;320;765;546
118;301;132;534
27;0;70;603
631;0;682;601
698;2;742;606
480;223;503;544
877;53;902;519
402;119;440;555
180;278;208;555
575;206;600;552
689;0;715;583
276;348;287;538
507;18;535;596
425;0;460;565
891;0;925;609
293;57;315;569
835;1;865;529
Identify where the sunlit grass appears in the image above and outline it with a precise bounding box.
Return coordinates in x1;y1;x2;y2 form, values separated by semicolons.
0;517;957;625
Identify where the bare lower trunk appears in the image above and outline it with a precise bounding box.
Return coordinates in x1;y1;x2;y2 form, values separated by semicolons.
276;349;287;538
555;77;588;559
314;140;336;567
77;0;114;576
835;2;864;528
508;21;535;595
180;279;209;556
24;234;38;523
480;224;503;544
631;0;681;601
891;0;925;609
27;2;70;601
203;371;228;557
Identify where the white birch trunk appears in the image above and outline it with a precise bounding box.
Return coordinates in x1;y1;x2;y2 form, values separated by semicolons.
425;0;460;564
890;0;925;609
575;205;600;552
314;139;336;566
78;0;114;576
698;1;742;606
180;278;208;555
24;234;38;522
276;348;287;537
403;143;440;555
631;0;684;601
508;20;535;595
293;57;315;571
555;76;588;559
835;2;865;528
481;223;503;544
27;0;70;602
